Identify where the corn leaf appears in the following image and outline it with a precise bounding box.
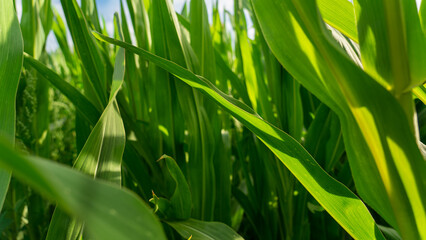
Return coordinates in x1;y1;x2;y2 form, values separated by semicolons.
150;0;217;222
152;155;192;220
316;0;426;110
251;0;425;238
317;0;357;42
214;49;250;104
60;0;108;109
0;138;166;240
354;0;426;92
317;0;426;104
166;218;244;240
23;54;101;125
20;0;53;160
20;0;45;59
47;27;126;239
190;0;216;81
52;10;79;73
0;0;24;210
150;0;178;157
414;85;426;105
92;31;385;240
189;0;223;222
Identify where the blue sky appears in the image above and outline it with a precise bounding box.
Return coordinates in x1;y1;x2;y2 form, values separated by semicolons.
15;0;423;52
15;0;236;51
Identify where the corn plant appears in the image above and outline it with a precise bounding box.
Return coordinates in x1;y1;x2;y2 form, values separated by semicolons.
0;0;425;239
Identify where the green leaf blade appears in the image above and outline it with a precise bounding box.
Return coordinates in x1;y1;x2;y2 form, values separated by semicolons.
60;0;108;108
0;139;167;240
92;31;385;240
251;0;426;238
318;0;358;42
0;0;24;210
167;218;244;240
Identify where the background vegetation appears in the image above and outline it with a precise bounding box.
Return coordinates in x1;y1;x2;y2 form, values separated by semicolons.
0;0;425;239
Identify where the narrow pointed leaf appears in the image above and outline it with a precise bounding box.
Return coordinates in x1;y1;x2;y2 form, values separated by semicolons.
60;0;108;108
0;139;166;240
0;0;24;210
158;155;192;220
23;54;101;125
167;218;244;240
92;31;385;240
47;33;126;239
251;0;425;238
317;0;357;42
354;0;426;92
